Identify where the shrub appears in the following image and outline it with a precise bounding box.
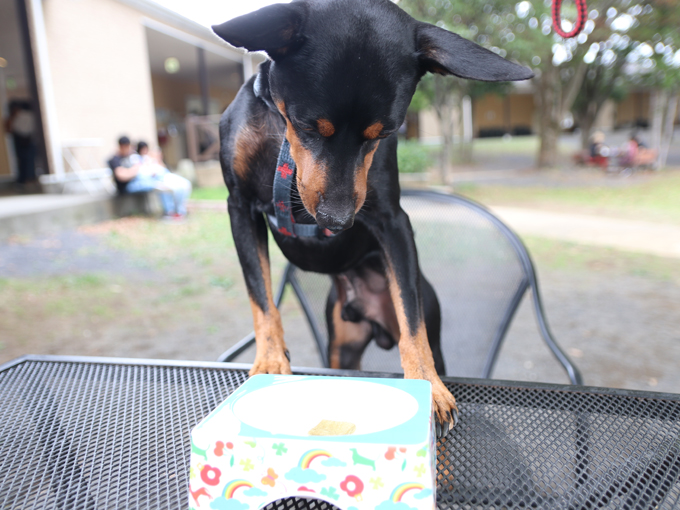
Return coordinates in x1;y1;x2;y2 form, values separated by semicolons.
397;140;434;173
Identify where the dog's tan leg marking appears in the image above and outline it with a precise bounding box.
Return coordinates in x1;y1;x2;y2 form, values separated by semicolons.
328;295;372;370
385;264;458;431
249;249;292;376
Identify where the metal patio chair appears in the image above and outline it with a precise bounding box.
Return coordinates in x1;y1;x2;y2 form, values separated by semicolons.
219;189;583;385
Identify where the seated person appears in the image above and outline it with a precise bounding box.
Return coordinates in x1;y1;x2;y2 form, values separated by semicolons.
135;141;192;217
629;134;657;167
588;131;609;169
130;141;168;177
618;133;639;168
108;136;192;218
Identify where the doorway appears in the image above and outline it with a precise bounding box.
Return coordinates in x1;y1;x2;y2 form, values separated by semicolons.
0;0;46;187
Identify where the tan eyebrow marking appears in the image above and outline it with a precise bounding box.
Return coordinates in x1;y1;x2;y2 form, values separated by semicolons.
317;118;335;137
363;122;384;140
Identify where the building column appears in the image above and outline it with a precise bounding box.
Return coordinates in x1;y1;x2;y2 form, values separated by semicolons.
242;53;253;83
197;46;210;115
25;0;64;176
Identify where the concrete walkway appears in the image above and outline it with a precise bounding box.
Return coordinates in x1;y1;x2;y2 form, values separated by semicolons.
490;206;680;259
0;194;105;218
0;194;115;241
0;193;159;242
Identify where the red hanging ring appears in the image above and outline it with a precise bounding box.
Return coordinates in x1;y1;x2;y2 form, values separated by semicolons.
552;0;588;38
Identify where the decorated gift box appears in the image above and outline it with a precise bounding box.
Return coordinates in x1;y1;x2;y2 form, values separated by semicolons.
188;374;436;510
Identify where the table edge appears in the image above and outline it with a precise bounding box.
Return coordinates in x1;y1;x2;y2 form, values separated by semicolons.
2;354;679;403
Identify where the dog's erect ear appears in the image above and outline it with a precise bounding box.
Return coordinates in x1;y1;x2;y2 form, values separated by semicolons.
416;23;534;82
212;3;307;59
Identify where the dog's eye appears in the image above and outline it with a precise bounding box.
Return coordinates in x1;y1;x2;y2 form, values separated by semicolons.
300;127;321;140
295;122;316;133
289;116;314;132
376;130;395;140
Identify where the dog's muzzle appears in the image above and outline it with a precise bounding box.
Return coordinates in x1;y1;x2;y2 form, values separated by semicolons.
315;202;355;234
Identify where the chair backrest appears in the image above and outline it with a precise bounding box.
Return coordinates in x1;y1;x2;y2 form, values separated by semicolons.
219;190;581;384
283;190;581;383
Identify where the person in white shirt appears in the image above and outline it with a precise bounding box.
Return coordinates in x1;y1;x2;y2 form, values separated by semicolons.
107;136;192;220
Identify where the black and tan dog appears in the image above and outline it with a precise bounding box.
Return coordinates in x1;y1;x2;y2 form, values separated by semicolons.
213;0;532;435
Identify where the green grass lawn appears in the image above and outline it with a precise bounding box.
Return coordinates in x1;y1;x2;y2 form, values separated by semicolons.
523;236;680;284
0;211;294;365
458;171;680;224
191;186;228;201
194;170;680;224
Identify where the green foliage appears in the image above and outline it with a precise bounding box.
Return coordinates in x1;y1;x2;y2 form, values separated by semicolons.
409;82;433;112
397;140;435;173
191;186;229;201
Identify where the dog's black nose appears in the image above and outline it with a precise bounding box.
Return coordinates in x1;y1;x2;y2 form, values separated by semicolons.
316;210;354;234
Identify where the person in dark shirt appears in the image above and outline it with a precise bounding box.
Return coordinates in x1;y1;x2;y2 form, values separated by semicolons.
108;136;138;194
588;131;609;169
108;135;189;219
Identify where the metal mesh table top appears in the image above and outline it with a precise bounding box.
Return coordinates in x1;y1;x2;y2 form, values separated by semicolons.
1;356;679;510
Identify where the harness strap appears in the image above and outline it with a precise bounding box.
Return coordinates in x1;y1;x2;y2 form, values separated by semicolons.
267;139;321;238
253;73;323;238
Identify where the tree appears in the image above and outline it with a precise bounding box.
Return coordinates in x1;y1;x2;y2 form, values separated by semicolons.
400;0;520;182
409;73;460;184
408;73;511;183
571;45;631;150
399;0;679;169
626;0;680;169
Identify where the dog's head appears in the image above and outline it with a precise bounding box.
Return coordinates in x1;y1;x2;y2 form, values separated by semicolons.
214;0;532;233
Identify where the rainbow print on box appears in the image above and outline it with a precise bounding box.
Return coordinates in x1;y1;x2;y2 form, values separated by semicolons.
223;480;253;499
391;482;425;501
188;375;436;510
300;450;332;469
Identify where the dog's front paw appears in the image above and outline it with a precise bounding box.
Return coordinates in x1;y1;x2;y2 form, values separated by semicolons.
249;350;293;376
432;379;459;439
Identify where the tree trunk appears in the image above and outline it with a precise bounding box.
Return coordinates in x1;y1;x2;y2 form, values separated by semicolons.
535;62;561;168
657;92;678;170
561;60;588;120
432;75;457;184
580;118;593;150
438;112;454;184
578;101;599;150
649;89;667;154
458;95;473;164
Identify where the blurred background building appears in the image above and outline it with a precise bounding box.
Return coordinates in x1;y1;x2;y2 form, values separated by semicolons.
0;0;264;184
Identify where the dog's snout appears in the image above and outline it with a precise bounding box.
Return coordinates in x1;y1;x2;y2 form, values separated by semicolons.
315;194;356;233
316;209;354;234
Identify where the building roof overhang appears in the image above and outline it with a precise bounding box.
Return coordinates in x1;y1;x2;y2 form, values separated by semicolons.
114;0;245;60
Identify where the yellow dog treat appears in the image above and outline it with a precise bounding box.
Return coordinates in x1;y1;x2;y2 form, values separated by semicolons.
309;419;356;436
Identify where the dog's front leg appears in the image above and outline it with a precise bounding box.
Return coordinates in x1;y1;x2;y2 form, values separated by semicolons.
377;209;459;434
228;195;291;376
